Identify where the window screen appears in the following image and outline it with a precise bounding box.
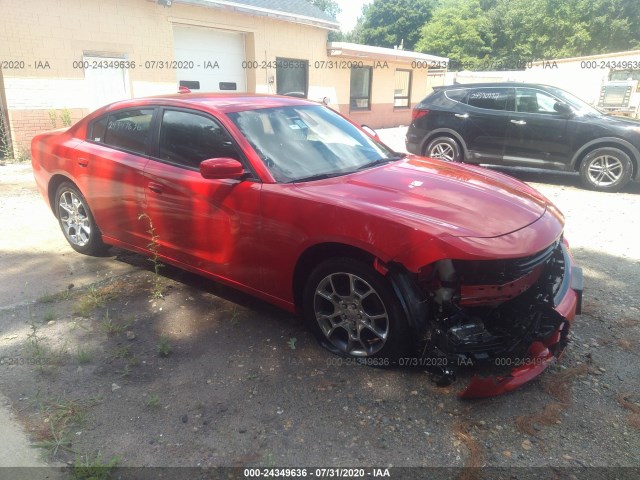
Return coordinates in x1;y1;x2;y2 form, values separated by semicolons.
158;110;240;169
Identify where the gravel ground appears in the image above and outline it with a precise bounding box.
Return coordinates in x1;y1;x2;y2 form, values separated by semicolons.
0;131;639;477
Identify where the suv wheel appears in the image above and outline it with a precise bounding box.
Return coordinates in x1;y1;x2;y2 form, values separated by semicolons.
579;147;633;192
425;137;462;162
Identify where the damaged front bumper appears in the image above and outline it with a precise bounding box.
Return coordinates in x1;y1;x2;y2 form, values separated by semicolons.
458;242;583;398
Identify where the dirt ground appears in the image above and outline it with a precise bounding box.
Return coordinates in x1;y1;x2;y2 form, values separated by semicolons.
1;134;639;477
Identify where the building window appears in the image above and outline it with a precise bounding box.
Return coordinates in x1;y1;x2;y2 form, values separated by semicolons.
393;69;412;108
276;58;308;97
350;67;372;110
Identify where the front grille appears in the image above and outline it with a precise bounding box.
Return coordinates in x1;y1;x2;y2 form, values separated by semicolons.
453;238;561;285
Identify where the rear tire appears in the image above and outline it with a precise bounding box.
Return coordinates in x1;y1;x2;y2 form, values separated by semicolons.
54;182;107;256
303;258;411;362
579;147;633;192
425;136;463;162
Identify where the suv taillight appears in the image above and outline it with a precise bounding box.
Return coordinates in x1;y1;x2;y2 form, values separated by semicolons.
412;109;429;121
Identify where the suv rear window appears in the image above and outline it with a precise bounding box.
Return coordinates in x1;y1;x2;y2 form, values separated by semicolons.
467;88;512;111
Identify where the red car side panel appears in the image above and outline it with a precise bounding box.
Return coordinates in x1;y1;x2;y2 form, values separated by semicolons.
142;160;264;291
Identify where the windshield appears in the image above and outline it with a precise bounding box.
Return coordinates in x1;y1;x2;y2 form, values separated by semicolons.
227;105;397;182
546;86;603;115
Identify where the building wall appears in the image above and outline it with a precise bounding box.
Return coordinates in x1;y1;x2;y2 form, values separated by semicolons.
0;0;330;154
333;62;429;128
0;0;429;154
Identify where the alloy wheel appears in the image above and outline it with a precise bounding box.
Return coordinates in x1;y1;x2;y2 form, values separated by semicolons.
313;272;389;356
429;142;456;161
58;190;91;247
587;154;624;187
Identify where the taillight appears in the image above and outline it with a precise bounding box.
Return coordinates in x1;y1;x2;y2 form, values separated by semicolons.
412;109;429;121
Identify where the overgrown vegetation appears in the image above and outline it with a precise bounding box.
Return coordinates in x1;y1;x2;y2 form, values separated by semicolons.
24;319;68;372
31;396;102;458
0;113;13;160
74;284;119;318
71;451;120;480
156;335;172;357
138;213;166;299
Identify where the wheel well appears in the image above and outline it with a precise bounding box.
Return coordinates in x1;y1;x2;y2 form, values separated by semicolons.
292;243;375;311
575;142;639;177
422;133;462;156
47;174;74;217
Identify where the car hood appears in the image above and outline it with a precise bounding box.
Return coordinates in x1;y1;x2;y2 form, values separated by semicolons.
294;156;550;238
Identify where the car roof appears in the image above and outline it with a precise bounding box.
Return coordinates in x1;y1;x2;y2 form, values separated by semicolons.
435;82;559;90
99;93;317;115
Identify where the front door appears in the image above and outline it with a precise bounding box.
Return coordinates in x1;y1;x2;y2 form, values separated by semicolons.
504;87;570;168
142;108;263;289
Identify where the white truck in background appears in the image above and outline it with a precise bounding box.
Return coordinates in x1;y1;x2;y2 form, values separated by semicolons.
597;68;640;118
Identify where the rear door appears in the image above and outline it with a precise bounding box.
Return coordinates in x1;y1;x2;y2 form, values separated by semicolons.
503;87;570;168
78;108;155;248
462;87;514;164
142;108;263;289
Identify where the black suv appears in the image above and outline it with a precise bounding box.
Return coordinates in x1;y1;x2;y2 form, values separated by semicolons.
406;83;640;192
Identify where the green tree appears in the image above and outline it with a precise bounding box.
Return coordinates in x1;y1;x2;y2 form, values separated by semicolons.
307;0;341;19
490;0;640;62
307;0;343;41
356;0;436;50
415;0;640;70
416;0;494;69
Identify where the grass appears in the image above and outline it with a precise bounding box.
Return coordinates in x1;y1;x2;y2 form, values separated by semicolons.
156;335;172;357
72;451;120;480
138;213;166;299
38;287;74;304
43;309;56;322
32;396;102;458
145;395;161;408
110;345;131;360
76;349;93;364
99;310;132;336
74;285;111;317
24;320;67;371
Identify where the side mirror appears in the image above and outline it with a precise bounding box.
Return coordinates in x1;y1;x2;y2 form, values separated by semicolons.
361;125;381;142
200;158;245;180
553;101;573;116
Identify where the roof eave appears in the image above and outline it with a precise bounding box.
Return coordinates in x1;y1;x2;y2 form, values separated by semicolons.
327;42;449;65
174;0;340;31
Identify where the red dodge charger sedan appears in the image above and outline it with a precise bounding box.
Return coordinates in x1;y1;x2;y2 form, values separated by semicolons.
31;94;583;398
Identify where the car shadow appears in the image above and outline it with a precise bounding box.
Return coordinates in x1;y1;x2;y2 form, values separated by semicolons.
483;165;640;194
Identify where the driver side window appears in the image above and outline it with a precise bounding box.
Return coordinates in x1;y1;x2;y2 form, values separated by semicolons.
158;110;241;170
516;88;561;114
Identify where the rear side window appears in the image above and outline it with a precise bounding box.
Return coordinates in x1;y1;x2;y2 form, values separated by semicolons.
467;88;512;111
444;89;468;103
158;110;241;169
103;109;155;155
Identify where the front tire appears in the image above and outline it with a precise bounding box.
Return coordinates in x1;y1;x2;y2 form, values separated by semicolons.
425;136;462;162
303;258;410;361
579;147;633;192
54;182;106;255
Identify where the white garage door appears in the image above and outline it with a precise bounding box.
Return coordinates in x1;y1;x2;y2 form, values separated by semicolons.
172;25;246;93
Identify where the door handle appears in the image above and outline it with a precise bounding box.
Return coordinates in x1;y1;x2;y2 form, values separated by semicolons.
148;182;164;194
510;119;527;125
78;158;89;167
455;113;469;119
